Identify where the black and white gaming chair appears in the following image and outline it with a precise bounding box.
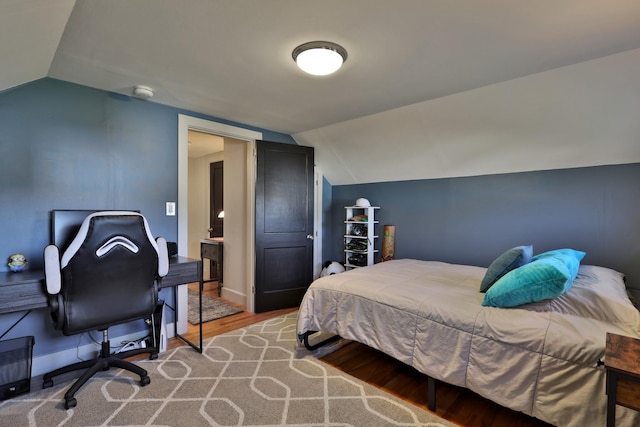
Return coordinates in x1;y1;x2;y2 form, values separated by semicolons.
42;211;169;409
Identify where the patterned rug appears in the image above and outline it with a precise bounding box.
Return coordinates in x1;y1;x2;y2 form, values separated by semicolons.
1;311;455;426
188;289;242;324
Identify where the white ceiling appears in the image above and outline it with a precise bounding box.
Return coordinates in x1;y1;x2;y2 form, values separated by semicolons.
188;130;223;158
3;1;640;184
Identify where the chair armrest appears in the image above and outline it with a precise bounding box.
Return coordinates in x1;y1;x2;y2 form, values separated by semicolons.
156;237;169;277
43;245;61;294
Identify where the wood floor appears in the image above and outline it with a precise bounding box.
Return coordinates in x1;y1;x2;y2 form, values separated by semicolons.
168;283;553;427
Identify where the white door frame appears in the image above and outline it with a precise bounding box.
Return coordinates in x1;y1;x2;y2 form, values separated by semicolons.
177;114;261;331
313;167;323;279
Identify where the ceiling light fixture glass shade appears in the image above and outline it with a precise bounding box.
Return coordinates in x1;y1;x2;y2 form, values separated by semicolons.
292;41;347;76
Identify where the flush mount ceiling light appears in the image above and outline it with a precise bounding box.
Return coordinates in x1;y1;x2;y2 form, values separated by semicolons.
292;41;347;76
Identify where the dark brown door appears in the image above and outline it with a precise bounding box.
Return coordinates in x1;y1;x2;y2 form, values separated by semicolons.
255;141;314;313
208;161;223;281
209;161;223;238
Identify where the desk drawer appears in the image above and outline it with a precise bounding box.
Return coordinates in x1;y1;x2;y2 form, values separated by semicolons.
201;243;221;260
616;376;640;411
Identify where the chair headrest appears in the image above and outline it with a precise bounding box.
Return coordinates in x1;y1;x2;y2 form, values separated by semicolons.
61;211;160;268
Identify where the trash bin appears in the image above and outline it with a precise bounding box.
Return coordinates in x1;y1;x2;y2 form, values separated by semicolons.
0;336;34;400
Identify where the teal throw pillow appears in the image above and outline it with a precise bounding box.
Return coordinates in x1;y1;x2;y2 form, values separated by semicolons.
532;248;586;287
482;248;586;308
482;256;572;308
480;245;533;293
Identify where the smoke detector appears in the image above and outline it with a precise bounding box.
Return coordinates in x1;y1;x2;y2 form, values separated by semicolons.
132;85;154;100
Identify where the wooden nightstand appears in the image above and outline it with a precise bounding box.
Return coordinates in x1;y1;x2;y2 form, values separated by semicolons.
605;332;640;426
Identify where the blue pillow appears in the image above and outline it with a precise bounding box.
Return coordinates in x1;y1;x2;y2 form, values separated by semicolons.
482;257;571;308
480;245;533;293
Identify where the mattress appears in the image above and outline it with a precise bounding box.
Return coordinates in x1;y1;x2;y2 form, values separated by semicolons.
296;259;640;427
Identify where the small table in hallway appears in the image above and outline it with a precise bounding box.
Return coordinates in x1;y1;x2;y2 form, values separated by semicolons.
200;238;223;296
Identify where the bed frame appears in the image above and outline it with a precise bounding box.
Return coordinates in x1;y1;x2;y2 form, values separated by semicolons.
302;329;438;410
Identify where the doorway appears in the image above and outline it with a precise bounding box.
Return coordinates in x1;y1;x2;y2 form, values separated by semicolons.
177;115;324;327
186;130;224;282
177;115;262;333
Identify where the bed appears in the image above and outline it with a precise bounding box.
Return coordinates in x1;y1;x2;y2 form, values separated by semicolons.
296;257;640;427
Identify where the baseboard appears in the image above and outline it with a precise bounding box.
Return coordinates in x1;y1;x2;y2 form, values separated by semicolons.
221;288;246;307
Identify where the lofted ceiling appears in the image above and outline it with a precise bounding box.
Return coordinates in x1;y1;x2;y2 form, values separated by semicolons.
3;1;640;184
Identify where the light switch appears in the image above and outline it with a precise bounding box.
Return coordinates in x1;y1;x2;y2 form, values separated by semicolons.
166;202;176;216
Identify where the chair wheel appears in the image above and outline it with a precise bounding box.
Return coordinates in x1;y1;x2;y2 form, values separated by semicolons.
140;375;151;387
64;397;77;409
43;379;53;389
149;352;158;360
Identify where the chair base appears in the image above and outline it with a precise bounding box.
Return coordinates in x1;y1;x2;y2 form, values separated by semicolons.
42;332;152;409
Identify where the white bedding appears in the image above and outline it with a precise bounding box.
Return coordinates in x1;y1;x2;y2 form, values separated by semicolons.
296;259;640;427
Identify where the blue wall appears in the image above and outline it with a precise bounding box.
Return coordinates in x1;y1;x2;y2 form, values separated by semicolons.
5;77;638;366
331;163;640;300
0;78;296;357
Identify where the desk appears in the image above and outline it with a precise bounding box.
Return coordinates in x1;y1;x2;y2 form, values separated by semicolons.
201;238;223;297
0;270;47;314
0;256;204;352
605;332;640;426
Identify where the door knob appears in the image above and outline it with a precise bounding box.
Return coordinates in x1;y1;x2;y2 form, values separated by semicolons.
306;235;314;240
208;228;213;232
